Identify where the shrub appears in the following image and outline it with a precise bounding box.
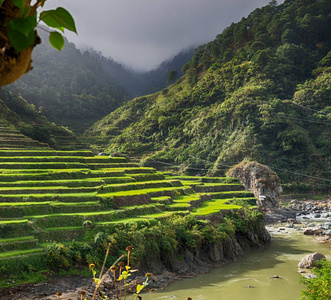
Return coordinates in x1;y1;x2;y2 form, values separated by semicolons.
300;259;331;300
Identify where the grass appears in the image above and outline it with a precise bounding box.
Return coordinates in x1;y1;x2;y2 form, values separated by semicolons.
0;192;97;199
0;219;28;224
0;150;94;156
0;236;35;243
99;186;190;197
198;182;243;186
44;226;83;231
140;211;189;219
0;148;250;281
97;217;151;225
181;180;204;186
26;210;120;219
97;211;188;225
172;195;201;202
191;199;242;216
0;248;44;258
151;196;172;201
166;203;191;209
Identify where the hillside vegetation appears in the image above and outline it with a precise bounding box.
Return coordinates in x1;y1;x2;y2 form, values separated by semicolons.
0;146;263;285
4;30;128;134
86;0;331;189
4;29;194;134
0;91;84;150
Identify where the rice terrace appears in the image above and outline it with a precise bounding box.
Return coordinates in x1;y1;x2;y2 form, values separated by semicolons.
0;122;263;296
0;0;331;299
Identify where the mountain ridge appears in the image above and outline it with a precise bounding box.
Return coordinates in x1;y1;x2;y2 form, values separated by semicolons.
85;0;331;189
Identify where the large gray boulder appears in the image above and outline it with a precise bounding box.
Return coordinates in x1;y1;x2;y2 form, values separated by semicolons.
227;161;282;208
298;252;326;268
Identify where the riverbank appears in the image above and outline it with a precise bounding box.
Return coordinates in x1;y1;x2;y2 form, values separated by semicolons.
0;211;271;300
264;198;331;224
3;197;330;300
135;223;331;300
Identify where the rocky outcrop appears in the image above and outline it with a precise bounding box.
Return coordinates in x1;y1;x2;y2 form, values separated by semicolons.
227;161;282;208
140;225;271;276
298;253;326;268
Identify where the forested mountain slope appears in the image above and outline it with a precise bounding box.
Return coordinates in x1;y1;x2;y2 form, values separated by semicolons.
5;31;128;134
85;0;331;188
4;30;193;134
94;48;195;98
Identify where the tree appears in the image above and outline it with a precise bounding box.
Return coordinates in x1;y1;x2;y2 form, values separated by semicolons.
0;0;76;88
167;70;178;83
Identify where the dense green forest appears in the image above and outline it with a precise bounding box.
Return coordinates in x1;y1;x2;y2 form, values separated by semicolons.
86;0;331;188
4;29;193;133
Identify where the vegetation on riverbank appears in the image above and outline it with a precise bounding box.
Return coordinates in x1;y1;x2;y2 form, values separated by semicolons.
301;259;331;300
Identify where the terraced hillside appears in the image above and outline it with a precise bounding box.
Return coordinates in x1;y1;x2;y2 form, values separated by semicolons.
0;123;50;150
0;149;256;277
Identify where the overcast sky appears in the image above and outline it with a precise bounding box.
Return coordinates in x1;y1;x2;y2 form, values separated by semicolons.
44;0;279;71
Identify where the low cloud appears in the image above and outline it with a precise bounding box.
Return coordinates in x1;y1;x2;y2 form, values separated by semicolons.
44;0;277;71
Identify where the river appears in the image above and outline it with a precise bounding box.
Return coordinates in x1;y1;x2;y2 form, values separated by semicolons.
140;225;331;300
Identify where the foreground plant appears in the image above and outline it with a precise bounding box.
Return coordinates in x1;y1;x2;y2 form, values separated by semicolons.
89;244;142;300
300;259;331;300
0;0;76;87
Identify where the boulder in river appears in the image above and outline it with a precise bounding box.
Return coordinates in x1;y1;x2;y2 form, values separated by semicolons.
298;252;326;268
303;227;323;235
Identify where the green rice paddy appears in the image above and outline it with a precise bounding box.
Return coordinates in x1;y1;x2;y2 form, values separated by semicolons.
0;149;255;265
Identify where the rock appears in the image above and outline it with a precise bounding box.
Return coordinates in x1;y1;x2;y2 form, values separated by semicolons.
227;161;282;208
271;275;280;278
101;273;114;289
314;213;321;218
128;279;144;293
298;253;326;268
304;273;317;279
304;227;323;235
307;223;316;227
287;218;298;224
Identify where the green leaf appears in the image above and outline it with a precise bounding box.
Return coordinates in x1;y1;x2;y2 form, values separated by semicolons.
7;27;35;53
13;0;25;9
49;31;65;51
40;7;77;33
9;16;37;37
136;284;144;293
